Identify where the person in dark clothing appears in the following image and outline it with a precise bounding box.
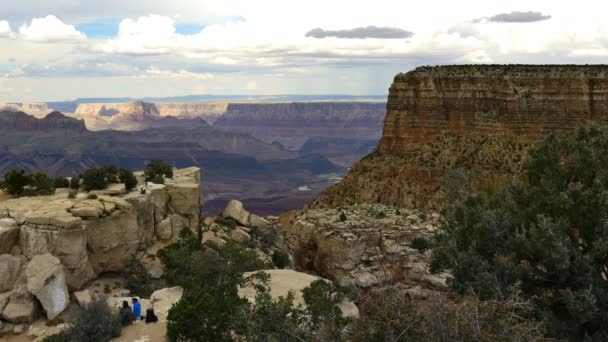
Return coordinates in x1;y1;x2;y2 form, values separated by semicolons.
145;308;159;324
119;300;136;325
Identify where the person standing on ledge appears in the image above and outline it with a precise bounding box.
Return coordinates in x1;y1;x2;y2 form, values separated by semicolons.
132;297;142;320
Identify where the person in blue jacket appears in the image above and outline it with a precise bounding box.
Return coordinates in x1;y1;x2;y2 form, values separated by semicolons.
132;298;142;319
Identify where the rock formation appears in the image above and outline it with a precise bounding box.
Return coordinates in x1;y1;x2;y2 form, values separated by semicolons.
71;101;227;130
0;111;86;132
213;102;385;163
0;103;53;118
316;65;608;209
282;204;447;288
0;167;201;323
239;269;360;319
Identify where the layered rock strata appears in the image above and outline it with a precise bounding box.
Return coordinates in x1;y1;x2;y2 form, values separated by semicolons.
317;65;608;209
0;167;200;324
213;102;386;151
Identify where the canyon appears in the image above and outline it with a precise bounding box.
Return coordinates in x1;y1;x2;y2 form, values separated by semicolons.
64;100;386;166
0;111;342;215
315;65;608;210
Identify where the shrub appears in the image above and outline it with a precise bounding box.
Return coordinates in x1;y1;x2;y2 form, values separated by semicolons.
119;168;137;190
432;125;608;340
53;176;70;188
348;287;545;341
69;175;80;189
27;172;55;196
82;168;108;191
339;211;347;222
410;237;430;252
48;300;122;342
145;160;173;182
167;285;248;342
123;240;154;297
215;217;238;230
249;226;277;253
0;169;32;195
271;250;289;269
99;165;119;183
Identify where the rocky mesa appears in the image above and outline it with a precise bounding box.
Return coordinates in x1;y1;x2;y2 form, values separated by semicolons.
316;65;608;209
0;167;200;325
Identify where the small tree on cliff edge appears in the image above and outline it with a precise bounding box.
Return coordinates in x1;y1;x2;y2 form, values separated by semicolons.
0;169;32;195
144;160;173;183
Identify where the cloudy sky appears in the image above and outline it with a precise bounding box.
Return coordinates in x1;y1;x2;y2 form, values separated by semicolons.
0;0;607;102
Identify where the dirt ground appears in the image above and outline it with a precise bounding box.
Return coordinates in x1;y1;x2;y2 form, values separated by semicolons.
3;321;167;342
111;320;167;342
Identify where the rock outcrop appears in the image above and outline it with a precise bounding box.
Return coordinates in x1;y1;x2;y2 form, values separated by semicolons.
71;101;227;130
0;103;53;118
0;111;86;132
239;269;360;319
25;254;69;320
282;204;447;289
316;65;608;209
0;167;201;323
214;102;385;150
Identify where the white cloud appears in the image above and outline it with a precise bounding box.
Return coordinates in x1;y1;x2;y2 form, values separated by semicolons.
19;15;86;42
96;15;184;55
139;66;214;80
0;21;13;38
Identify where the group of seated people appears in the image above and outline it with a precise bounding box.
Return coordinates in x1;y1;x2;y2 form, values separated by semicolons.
119;298;159;324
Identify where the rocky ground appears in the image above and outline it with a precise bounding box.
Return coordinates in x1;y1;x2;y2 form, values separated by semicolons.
282;204;449;289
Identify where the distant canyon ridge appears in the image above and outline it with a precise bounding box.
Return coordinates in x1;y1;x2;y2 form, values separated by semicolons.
0;99;386;214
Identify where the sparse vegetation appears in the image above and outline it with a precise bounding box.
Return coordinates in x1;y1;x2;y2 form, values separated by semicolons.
53;176;70;188
432;125;608;340
0;169;57;196
271;250;289;269
43;300;122;342
123;240;155;297
145;160;173;183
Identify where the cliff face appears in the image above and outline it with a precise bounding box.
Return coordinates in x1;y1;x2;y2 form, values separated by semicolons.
213;102;386;150
71;101;227;130
0;111;86;131
0;103;52;118
316;65;608;209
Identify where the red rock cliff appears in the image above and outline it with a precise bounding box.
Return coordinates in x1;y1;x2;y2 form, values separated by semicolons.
315;65;608;209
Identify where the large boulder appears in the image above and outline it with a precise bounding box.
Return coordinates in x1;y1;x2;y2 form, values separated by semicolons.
238;269;359;318
222;200;251;226
230;227;251;243
25;253;69;320
0;218;19;254
2;292;35;323
0;254;25;292
19;225;94;289
150;287;183;321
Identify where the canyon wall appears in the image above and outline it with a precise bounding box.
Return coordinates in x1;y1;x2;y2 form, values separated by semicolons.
71;101;227;130
316;65;608;209
0;103;52;118
213;102;386;151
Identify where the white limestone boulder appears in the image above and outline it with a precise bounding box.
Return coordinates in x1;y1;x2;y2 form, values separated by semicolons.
222;200;250;226
238;269;359;319
150;286;183;321
25;253;69;320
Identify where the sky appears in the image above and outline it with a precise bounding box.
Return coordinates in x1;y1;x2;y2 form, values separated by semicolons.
0;0;607;102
